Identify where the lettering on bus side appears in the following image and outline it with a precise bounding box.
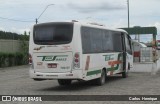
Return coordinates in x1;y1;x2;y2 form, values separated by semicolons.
37;55;68;61
103;54;114;61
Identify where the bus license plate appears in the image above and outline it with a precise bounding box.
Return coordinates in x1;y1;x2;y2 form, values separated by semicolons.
48;63;57;68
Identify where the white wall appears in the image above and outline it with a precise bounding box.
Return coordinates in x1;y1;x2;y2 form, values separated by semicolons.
131;59;160;73
0;39;28;53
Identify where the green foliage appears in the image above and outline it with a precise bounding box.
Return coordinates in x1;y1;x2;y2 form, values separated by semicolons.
0;52;26;67
0;30;29;68
0;52;8;67
0;30;29;41
20;31;29;64
15;52;24;65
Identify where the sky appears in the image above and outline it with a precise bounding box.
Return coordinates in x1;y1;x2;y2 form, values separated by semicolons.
0;0;160;42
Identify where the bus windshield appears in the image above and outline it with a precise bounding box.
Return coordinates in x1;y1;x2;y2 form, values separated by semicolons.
33;23;73;45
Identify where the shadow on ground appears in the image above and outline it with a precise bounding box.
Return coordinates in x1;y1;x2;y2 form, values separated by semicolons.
38;76;125;92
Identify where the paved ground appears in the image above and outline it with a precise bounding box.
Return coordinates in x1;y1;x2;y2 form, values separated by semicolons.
0;65;160;104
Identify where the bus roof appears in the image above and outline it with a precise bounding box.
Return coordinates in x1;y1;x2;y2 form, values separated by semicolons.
34;21;128;34
74;21;128;34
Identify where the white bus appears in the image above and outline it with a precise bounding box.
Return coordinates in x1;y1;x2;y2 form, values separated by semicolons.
29;21;133;86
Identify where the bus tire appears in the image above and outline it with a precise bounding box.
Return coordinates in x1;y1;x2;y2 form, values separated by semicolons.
95;69;106;86
122;64;129;78
58;79;72;86
122;70;128;78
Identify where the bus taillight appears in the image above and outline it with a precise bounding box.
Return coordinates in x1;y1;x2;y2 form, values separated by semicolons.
29;54;32;64
74;53;80;68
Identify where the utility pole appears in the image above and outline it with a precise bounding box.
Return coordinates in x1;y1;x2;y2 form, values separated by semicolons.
36;18;38;24
127;0;130;28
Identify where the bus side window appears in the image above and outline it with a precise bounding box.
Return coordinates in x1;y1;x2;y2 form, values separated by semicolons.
128;36;133;55
125;34;132;55
90;29;103;53
81;27;91;54
102;30;114;52
112;31;123;52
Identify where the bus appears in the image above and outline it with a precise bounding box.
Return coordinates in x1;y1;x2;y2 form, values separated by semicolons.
29;21;133;86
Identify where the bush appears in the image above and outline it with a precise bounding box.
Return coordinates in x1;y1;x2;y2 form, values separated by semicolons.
8;53;15;66
0;52;27;68
15;52;24;65
0;52;8;67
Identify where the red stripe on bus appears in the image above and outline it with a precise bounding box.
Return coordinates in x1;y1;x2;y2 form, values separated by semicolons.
85;56;90;70
108;60;122;66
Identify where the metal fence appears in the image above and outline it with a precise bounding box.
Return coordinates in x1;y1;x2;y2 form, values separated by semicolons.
140;47;153;62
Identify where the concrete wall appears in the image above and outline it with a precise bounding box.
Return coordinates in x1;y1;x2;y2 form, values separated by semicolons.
131;59;160;74
0;39;28;53
131;62;153;72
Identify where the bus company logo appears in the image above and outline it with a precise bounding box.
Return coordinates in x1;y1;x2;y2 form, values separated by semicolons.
103;54;114;61
2;96;11;101
38;55;68;61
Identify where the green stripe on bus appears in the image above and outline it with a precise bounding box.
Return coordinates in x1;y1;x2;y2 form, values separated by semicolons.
107;67;117;71
87;70;101;76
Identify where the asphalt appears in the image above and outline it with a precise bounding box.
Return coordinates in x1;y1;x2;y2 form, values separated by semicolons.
0;65;160;104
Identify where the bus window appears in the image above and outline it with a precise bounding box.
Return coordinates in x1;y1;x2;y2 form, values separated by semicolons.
102;31;114;52
90;29;103;53
112;31;123;52
81;26;123;54
125;34;132;54
34;23;73;45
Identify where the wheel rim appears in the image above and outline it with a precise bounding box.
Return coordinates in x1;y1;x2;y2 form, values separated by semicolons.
101;71;105;84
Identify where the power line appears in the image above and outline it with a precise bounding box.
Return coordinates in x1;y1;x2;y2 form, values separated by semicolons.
0;16;34;22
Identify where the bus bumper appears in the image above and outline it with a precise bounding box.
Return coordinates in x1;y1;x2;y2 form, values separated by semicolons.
29;69;83;80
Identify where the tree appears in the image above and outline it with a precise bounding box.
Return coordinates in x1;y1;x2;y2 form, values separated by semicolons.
20;31;29;64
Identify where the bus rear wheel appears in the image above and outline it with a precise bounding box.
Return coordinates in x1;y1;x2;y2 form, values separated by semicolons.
58;79;72;86
95;69;106;86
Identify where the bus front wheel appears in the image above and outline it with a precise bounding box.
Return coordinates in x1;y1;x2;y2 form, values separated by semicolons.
122;64;130;78
122;70;128;78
